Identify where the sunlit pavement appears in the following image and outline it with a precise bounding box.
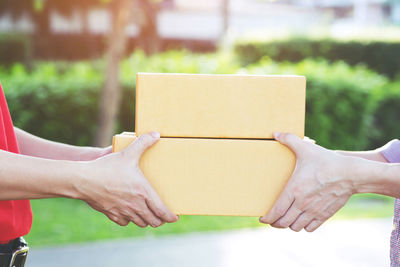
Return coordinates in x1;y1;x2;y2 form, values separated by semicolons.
28;218;392;267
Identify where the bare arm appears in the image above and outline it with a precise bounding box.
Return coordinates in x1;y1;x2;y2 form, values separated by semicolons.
1;132;178;227
14;127;111;161
260;133;399;232
336;149;388;162
0;149;80;200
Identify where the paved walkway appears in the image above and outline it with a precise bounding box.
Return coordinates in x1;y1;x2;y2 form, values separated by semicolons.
29;218;392;267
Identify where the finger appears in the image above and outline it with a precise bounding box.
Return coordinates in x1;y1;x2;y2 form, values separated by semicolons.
138;169;179;223
106;213;130;226
289;211;314;232
260;189;294;224
145;191;179;223
305;219;324;232
126;132;160;160
133;199;163;228
271;202;303;228
129;213;148;228
274;132;306;156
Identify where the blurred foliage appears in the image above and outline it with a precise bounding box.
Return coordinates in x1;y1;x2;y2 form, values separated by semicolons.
235;38;400;79
0;51;240;146
1;61;105;145
369;83;400;148
0;50;398;149
243;58;392;150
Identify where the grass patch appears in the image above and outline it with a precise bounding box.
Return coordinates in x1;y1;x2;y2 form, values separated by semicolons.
26;194;394;247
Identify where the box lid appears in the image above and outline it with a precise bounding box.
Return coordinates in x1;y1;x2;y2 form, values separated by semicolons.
136;73;306;139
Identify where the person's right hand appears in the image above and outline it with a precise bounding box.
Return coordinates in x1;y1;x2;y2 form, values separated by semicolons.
76;132;178;227
259;133;353;232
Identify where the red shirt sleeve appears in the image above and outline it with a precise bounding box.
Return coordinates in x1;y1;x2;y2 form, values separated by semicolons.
0;82;32;243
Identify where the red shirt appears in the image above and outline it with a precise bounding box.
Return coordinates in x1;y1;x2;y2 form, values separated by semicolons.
0;83;32;243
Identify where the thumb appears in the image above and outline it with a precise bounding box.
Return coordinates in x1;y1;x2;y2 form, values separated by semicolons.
274;132;305;157
126;132;160;161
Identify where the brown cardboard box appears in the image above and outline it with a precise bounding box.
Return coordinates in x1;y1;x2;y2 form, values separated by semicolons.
136;73;306;139
113;133;296;216
114;73;305;216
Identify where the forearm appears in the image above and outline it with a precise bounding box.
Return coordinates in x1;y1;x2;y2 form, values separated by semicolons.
0;149;84;200
336;150;388;162
342;155;400;198
14;127;104;161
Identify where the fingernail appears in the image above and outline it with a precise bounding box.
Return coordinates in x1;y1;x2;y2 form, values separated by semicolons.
151;221;161;227
150;131;160;139
274;132;281;139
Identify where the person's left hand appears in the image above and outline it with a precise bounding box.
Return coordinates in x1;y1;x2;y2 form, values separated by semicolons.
259;133;355;232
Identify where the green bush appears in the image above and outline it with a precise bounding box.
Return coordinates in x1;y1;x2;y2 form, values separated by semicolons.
243;58;390;150
235;38;400;79
1;62;103;146
0;51;240;146
368;83;400;148
0;50;398;150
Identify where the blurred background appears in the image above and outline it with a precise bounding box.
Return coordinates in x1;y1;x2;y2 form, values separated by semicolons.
0;0;399;266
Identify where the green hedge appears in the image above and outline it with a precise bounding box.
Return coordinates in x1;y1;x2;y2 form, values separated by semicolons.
0;51;240;146
368;83;400;148
0;51;398;150
235;38;400;79
242;58;391;150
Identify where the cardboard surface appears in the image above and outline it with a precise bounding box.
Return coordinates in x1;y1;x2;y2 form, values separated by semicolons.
112;132;137;153
113;133;295;216
136;73;306;139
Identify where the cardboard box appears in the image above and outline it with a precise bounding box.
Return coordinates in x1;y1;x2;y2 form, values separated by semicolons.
113;133;296;216
136;73;306;139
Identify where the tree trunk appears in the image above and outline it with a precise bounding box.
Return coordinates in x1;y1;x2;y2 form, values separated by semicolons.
137;0;160;55
95;0;132;147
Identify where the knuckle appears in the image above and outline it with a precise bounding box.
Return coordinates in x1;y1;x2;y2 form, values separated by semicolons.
280;133;289;143
154;208;167;218
275;206;287;218
277;219;290;228
136;134;151;147
135;209;146;217
128;203;141;214
318;211;331;220
308;210;319;219
133;187;148;200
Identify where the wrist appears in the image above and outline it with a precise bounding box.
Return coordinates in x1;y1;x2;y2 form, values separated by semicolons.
62;161;92;200
69;159;106;202
340;155;390;195
328;153;359;195
336;155;363;194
